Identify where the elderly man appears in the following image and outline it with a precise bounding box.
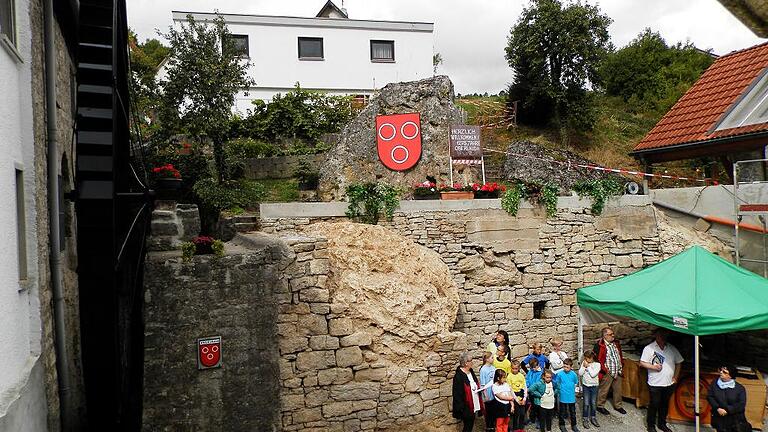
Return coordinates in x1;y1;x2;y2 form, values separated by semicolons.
640;328;683;432
593;327;627;415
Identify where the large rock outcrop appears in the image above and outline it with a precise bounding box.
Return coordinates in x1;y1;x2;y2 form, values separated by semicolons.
501;140;614;191
303;222;461;350
318;76;465;200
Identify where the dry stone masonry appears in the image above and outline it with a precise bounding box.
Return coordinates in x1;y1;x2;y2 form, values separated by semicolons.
143;197;733;431
256;196;732;430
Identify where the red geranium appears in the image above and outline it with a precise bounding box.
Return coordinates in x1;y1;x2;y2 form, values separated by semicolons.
192;236;214;247
152;163;181;179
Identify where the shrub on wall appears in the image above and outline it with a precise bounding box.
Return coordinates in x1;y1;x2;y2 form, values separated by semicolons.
193;178;266;212
229;85;353;148
345;183;400;225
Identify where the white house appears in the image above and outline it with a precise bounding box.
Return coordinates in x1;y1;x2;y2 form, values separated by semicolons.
171;1;435;112
0;0;47;429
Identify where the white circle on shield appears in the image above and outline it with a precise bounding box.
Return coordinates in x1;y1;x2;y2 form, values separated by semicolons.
390;145;409;164
401;121;419;140
378;123;396;141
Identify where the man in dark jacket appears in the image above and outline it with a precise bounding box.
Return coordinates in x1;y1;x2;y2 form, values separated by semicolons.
452;351;485;432
593;327;626;415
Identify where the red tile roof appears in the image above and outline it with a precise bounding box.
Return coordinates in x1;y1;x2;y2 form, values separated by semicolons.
634;42;768;153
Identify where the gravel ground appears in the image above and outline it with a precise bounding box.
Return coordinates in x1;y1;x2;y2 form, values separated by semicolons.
471;402;768;432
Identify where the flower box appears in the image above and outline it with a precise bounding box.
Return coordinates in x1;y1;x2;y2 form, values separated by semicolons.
474;190;500;199
156;178;183;190
414;193;441;200
441;191;475;200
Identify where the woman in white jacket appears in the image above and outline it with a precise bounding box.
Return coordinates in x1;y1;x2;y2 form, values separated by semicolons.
579;351;601;429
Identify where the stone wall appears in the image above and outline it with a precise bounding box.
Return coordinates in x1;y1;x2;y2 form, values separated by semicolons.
246;153;326;180
142;234;293;431
143;196;741;431
261;197;668;362
27;0;85;429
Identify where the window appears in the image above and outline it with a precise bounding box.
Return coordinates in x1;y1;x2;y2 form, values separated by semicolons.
224;34;249;58
15;169;27;280
298;37;323;60
716;68;768;131
370;40;394;62
0;0;14;47
532;301;546;319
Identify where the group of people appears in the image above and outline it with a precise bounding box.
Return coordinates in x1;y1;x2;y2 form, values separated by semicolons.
452;327;750;432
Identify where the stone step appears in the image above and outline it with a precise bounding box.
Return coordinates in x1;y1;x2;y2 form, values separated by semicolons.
232;215;259;224
234;222;259;232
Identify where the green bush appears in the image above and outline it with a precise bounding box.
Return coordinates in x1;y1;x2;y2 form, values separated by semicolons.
294;159;319;190
573;178;624;215
232;85;352;145
345;183;400;225
600;28;714;115
225;137;276;179
192;177;265;211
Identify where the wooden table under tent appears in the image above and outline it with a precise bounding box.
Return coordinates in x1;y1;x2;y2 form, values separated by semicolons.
577;246;768;431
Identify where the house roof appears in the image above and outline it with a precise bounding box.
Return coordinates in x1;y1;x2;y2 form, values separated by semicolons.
316;0;348;19
172;11;433;33
718;0;768;38
633;42;768;158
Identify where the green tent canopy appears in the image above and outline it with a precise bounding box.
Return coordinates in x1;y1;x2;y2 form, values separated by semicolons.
577;245;768;432
577;245;768;336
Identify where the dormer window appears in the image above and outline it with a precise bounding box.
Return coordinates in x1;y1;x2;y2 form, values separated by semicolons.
716;68;768;131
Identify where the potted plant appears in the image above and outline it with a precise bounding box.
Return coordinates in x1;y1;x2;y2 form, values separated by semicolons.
413;181;440;200
181;236;225;261
474;182;506;199
152;163;182;190
439;183;475;200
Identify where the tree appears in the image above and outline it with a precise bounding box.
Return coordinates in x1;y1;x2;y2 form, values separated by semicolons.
505;0;611;139
433;52;443;76
129;30;169;138
600;28;714;114
158;14;254;182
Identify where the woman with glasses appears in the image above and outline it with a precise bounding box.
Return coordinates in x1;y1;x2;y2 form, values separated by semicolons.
706;364;748;432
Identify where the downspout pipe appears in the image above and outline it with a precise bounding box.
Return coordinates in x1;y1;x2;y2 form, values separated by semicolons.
653;199;768;234
44;0;73;429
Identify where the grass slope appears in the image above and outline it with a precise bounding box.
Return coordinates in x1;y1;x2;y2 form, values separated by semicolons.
456;95;717;187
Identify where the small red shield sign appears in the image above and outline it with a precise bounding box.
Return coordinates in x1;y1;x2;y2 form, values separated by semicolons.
197;336;222;369
376;113;422;171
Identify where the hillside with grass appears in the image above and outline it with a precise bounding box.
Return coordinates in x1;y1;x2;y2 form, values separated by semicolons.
458;92;728;189
457;94;659;177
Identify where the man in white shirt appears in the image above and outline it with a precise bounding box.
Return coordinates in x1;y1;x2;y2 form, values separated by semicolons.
639;328;683;432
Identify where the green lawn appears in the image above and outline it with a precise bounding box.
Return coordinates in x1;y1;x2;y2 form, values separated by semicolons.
256;179;300;202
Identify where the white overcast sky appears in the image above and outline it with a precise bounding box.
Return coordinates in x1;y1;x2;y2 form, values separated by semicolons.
127;0;764;95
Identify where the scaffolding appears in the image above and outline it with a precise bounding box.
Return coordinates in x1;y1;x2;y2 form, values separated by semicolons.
733;159;768;277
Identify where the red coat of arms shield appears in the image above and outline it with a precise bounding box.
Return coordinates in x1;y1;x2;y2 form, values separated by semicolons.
198;337;221;369
376;113;422;171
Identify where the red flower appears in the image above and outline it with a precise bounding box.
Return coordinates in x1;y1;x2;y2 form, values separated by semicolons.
153;164;181;179
192;235;215;246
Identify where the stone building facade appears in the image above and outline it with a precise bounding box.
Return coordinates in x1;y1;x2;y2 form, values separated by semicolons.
143;196;739;431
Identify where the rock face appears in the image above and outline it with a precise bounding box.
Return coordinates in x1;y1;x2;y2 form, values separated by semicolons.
304;222;460;345
501;140;614;192
318;76;465;200
655;207;731;259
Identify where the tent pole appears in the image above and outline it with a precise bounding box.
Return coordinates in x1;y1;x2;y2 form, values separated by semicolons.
694;335;700;432
577;311;584;363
